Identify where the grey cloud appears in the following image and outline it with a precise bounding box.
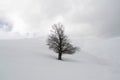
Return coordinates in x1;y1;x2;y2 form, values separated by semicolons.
0;0;120;37
65;0;120;37
0;17;12;32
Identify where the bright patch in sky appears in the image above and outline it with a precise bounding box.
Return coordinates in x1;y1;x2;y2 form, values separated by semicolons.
7;13;27;33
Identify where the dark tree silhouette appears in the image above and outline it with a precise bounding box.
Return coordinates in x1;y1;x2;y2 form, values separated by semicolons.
47;23;78;60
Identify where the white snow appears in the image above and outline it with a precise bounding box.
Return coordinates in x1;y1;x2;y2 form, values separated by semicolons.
0;37;120;80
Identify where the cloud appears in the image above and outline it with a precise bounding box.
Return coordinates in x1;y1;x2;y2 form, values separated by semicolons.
0;0;119;37
65;0;120;37
0;17;12;32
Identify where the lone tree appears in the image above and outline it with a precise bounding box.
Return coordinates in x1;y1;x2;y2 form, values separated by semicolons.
47;23;78;60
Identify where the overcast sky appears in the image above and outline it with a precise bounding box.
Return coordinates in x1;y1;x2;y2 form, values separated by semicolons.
0;0;120;37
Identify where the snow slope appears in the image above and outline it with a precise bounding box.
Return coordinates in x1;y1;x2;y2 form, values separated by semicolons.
0;37;120;80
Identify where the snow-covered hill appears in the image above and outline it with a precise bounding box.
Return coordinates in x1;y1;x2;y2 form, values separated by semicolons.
0;37;120;80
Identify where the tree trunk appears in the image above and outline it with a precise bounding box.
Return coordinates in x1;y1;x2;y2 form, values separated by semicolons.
58;52;62;60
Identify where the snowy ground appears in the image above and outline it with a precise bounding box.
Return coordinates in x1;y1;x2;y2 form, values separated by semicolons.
0;37;120;80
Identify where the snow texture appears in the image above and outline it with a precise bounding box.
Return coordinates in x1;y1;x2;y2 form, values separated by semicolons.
0;37;120;80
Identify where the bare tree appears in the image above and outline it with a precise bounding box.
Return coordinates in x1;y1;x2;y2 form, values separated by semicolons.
47;23;78;60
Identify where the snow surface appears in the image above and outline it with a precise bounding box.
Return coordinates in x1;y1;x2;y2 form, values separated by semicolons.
0;37;120;80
